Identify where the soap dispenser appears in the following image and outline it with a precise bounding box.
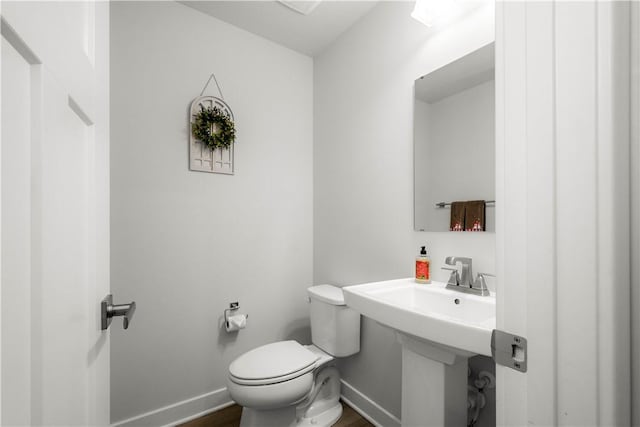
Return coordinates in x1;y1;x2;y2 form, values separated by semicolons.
415;246;431;284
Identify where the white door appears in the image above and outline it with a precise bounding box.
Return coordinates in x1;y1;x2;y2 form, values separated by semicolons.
495;1;632;425
1;1;110;425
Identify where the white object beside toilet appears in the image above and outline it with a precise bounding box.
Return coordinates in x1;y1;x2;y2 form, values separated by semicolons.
227;285;361;427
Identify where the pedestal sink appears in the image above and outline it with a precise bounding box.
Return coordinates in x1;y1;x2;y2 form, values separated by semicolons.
343;278;496;427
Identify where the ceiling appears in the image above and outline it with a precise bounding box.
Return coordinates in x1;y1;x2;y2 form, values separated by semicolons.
179;1;379;57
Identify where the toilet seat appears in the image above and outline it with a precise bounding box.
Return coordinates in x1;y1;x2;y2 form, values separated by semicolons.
229;341;318;386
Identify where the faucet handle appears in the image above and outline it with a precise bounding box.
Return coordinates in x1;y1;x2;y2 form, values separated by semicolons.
472;273;494;296
441;267;460;286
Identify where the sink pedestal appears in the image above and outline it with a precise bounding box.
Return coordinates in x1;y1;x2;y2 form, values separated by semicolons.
397;332;471;427
342;279;496;426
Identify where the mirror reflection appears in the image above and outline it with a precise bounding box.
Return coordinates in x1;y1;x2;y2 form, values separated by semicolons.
414;42;496;232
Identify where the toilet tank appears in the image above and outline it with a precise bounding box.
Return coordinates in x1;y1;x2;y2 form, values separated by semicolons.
307;285;360;357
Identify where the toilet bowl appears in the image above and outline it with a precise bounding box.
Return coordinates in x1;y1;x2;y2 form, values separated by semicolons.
227;285;360;427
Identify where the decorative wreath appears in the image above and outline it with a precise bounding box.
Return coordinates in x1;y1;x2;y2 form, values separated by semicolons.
191;105;236;150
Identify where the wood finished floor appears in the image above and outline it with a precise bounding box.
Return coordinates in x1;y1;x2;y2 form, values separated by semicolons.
178;401;374;427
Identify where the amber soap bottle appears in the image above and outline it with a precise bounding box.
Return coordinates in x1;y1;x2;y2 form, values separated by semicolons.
415;246;431;284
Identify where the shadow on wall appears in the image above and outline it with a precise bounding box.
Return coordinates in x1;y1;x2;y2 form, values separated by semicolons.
282;317;312;344
215;317;311;348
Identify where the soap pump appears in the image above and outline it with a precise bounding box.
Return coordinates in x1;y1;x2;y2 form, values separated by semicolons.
415;246;431;284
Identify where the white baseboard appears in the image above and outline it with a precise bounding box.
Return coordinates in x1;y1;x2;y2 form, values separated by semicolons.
340;379;401;427
111;380;400;427
111;387;233;427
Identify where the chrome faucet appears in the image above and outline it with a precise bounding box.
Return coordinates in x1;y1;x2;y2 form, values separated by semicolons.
445;256;473;287
442;257;493;296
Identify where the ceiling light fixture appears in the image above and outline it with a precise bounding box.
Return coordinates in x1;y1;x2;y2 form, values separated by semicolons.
277;1;322;16
411;0;489;28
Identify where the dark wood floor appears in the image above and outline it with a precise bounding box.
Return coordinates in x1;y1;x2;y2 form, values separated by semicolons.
179;400;374;427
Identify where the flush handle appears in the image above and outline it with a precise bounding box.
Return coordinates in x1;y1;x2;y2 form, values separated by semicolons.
101;294;136;330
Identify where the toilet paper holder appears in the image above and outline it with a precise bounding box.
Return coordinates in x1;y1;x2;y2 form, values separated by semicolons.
224;302;247;328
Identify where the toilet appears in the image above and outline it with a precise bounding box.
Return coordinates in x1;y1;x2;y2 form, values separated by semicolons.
227;285;360;427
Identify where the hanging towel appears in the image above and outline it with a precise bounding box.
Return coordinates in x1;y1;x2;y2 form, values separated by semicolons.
450;201;466;231
465;200;486;231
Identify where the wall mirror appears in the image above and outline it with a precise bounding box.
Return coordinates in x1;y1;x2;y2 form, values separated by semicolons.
414;42;495;232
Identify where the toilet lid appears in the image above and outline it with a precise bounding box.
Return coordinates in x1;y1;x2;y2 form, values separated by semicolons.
229;341;318;384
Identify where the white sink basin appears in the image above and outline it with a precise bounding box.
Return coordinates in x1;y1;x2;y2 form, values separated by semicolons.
343;278;496;356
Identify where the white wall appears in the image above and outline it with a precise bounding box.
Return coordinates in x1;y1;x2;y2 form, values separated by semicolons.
414;99;431;231
110;2;313;423
314;2;495;418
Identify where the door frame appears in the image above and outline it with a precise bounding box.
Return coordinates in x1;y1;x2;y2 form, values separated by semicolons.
495;1;632;425
630;2;640;425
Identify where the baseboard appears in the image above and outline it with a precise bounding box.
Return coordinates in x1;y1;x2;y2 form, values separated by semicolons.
111;380;399;427
340;379;401;427
111;387;233;427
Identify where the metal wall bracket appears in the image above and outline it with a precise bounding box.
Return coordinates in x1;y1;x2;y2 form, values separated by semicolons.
491;329;527;372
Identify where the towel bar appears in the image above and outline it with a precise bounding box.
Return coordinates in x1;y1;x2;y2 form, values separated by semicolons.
436;200;495;208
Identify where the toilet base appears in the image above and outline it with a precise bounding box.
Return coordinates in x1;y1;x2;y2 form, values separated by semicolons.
296;402;342;427
239;401;343;427
240;406;297;427
239;366;343;427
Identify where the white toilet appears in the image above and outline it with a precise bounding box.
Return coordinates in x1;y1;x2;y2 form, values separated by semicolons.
227;285;360;427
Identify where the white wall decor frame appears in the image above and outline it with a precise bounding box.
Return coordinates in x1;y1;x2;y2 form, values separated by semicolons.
189;95;234;174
